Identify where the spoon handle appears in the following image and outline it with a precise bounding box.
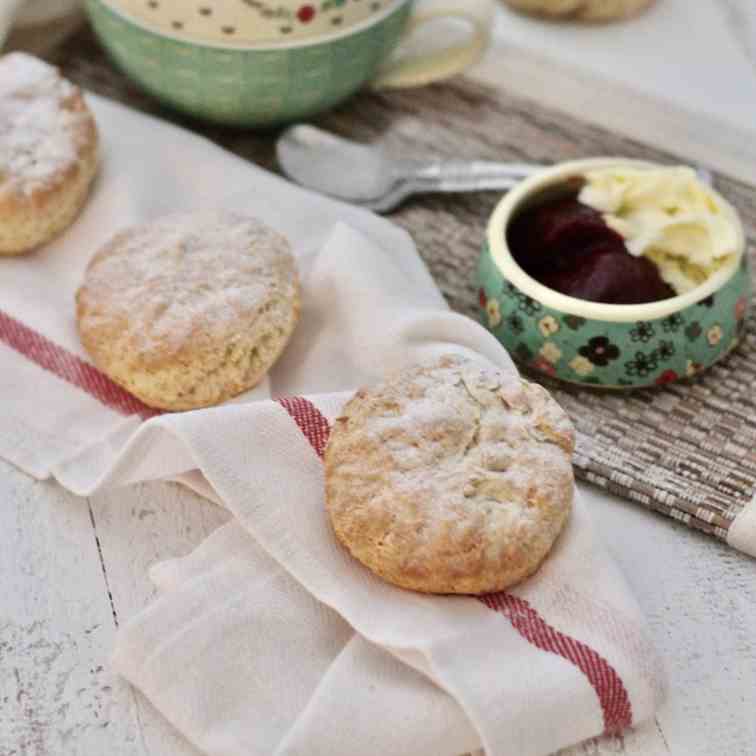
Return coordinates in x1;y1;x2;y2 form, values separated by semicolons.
411;160;541;193
0;0;24;48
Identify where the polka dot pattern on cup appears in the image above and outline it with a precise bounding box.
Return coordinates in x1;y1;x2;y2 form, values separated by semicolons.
111;0;387;43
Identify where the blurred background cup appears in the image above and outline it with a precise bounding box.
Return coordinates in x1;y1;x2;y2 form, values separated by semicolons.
83;0;495;127
500;0;656;22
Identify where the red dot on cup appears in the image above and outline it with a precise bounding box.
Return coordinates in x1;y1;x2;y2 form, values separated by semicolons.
297;5;315;22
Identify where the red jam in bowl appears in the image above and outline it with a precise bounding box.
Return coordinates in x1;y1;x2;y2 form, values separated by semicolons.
507;195;675;305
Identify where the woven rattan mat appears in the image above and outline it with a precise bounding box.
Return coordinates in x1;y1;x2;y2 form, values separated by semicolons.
44;28;756;549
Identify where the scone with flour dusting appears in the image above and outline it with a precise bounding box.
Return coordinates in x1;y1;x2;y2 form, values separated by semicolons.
0;53;98;256
503;0;655;21
325;355;575;595
76;212;300;411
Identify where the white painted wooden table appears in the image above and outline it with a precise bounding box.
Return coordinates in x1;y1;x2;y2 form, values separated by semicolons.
3;2;756;754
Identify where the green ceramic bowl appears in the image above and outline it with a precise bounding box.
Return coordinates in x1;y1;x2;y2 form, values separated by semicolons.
85;0;414;127
479;158;751;389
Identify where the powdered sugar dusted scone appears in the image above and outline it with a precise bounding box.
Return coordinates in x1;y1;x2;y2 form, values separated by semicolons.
76;212;300;411
503;0;655;21
325;355;575;595
0;53;98;256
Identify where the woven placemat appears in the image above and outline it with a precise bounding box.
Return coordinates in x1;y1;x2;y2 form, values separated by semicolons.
44;27;756;548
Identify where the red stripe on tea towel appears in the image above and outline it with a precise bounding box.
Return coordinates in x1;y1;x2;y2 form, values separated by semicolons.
480;592;633;734
276;396;330;459
1;310;638;734
278;395;634;736
0;309;159;419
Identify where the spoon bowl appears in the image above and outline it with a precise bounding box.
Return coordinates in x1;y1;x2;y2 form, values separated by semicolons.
276;125;539;212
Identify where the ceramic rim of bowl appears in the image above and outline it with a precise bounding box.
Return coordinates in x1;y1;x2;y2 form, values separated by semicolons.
486;157;746;323
96;0;408;50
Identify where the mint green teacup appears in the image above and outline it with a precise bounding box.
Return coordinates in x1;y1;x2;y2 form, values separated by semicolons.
85;0;493;127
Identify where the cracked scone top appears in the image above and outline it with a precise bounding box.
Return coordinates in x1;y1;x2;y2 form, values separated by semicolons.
325;355;575;594
76;211;300;411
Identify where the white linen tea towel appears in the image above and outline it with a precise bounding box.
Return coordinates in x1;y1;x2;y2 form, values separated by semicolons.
1;92;665;756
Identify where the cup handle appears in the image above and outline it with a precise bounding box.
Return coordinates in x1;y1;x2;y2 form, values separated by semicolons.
371;0;495;90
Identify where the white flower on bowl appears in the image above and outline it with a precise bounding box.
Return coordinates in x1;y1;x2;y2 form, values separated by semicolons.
686;360;702;377
487;299;502;328
706;324;723;346
538;315;560;338
569;355;594;376
540;341;562;365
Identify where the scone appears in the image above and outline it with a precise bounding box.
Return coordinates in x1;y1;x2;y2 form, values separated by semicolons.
76;212;300;411
325;355;575;594
0;53;98;256
502;0;655;22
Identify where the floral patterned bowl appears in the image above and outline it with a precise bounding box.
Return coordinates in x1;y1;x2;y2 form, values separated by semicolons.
479;158;751;389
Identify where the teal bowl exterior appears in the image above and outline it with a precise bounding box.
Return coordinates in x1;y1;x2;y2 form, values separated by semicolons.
85;0;412;127
478;242;752;389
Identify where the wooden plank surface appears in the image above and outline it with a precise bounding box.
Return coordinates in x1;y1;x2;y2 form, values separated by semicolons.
582;485;756;756
89;484;229;756
0;459;145;755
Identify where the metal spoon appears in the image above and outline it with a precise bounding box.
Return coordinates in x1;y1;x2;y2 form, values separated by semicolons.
276;124;540;213
276;125;714;214
0;0;24;48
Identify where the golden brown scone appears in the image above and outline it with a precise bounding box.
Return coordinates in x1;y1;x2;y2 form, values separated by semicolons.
325;355;575;595
502;0;655;22
0;53;98;256
76;212;300;411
